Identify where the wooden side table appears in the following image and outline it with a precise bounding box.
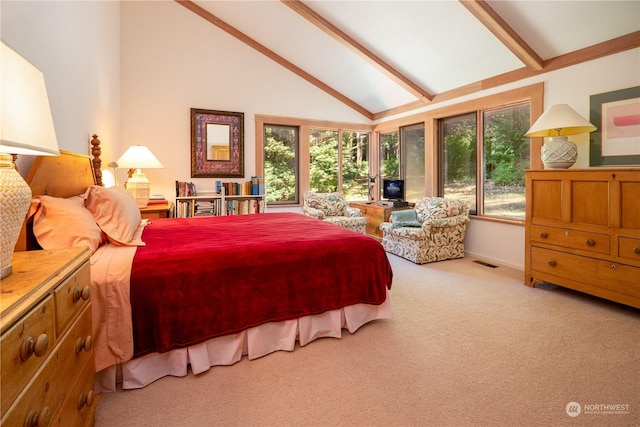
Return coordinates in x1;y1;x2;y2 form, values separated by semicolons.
139;202;174;219
350;202;413;238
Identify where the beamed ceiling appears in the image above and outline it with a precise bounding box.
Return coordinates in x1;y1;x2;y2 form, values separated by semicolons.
176;0;640;120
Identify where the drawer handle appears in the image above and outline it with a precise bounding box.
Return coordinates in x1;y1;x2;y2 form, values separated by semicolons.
20;334;49;360
634;247;640;254
72;286;91;303
24;406;51;427
77;390;96;410
611;264;616;270
76;335;93;354
539;232;548;238
585;239;595;246
548;260;557;267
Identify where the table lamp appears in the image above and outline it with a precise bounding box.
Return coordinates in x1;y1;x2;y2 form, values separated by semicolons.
116;145;164;207
525;104;596;169
1;41;60;279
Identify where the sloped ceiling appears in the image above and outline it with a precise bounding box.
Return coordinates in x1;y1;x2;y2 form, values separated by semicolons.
179;0;640;120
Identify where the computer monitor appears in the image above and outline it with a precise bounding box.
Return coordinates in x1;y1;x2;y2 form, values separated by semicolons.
382;179;405;201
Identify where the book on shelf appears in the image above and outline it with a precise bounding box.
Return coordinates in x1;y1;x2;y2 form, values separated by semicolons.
224;198;264;215
213;177;265;197
176;181;197;197
250;176;265;196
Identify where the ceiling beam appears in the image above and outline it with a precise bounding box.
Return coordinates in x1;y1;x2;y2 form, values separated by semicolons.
460;0;544;71
175;0;373;119
374;31;640;120
282;0;434;103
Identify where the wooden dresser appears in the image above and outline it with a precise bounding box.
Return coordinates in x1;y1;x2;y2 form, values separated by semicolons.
525;169;640;308
1;247;97;426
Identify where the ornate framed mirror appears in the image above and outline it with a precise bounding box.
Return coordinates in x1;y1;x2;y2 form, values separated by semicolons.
191;108;244;177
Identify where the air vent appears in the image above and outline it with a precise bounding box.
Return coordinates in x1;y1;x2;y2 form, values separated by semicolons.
473;260;498;268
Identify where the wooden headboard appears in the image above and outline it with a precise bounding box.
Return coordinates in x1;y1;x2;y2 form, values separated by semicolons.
16;136;103;251
26;150;96;198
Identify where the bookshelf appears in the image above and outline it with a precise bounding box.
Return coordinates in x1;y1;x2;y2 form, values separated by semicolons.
175;187;266;218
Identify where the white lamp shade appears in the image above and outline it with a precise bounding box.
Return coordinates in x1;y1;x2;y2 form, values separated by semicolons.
1;42;60;278
116;145;164;169
525;104;596;137
0;41;59;156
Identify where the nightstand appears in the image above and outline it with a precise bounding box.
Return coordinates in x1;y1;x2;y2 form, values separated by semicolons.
1;247;97;427
350;202;413;238
139;202;174;219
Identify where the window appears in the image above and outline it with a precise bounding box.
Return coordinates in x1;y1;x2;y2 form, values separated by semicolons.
263;124;298;204
401;124;425;202
257;116;372;205
482;104;530;219
439;102;530;220
378;125;424;203
379;130;399;197
309;129;339;193
441;113;477;213
341;131;370;201
309;128;370;200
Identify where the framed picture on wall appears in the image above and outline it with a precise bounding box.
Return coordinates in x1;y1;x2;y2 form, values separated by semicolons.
589;86;640;166
191;108;244;178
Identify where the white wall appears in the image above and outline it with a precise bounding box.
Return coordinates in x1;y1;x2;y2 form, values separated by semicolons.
119;1;366;199
3;0;638;270
1;1;121;167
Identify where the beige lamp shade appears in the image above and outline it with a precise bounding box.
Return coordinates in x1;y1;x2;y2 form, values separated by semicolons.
116;145;164;169
116;145;164;208
1;41;60;156
525;104;596;137
0;41;60;279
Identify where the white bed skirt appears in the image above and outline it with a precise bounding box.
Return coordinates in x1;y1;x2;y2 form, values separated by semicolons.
95;291;391;392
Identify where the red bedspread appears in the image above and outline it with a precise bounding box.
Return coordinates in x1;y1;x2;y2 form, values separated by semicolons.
130;212;393;358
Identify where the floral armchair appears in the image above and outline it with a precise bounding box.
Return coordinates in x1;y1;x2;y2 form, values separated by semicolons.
302;192;367;234
380;197;470;264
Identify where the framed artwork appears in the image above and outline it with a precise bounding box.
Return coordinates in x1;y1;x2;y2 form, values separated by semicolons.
589;86;640;166
191;108;244;178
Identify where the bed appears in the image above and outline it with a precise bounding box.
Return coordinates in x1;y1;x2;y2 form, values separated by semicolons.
21;139;394;393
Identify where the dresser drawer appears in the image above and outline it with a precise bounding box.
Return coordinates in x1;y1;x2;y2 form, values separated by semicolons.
53;261;90;338
0;296;55;416
2;305;93;427
530;247;640;298
52;354;98;427
530;225;610;255
619;237;640;263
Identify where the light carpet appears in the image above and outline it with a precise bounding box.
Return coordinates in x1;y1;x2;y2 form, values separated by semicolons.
94;254;639;427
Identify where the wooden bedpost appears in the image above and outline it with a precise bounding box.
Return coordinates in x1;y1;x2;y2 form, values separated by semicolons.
90;134;103;186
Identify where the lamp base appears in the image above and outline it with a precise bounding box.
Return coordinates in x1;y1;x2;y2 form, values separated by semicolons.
541;136;577;169
0;153;32;279
125;169;150;207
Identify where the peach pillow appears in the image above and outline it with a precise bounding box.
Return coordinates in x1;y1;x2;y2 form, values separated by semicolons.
30;195;105;252
84;186;144;246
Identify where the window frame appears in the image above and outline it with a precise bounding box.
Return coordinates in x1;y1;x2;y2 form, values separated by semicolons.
438;102;531;220
262;123;300;205
255;115;373;206
432;84;543;224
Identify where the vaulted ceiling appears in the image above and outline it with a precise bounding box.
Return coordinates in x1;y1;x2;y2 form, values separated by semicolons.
177;0;640;120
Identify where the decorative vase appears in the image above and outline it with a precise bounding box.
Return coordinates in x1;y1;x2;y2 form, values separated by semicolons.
0;153;32;278
541;136;577;169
